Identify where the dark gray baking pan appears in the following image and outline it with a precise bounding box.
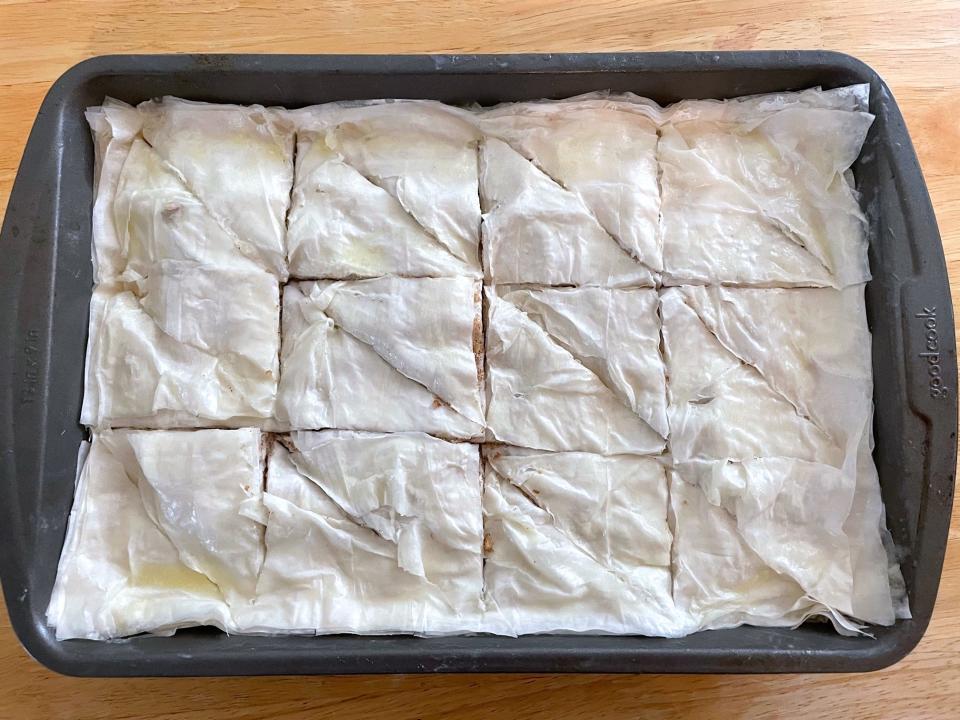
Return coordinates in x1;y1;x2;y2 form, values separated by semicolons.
0;52;954;677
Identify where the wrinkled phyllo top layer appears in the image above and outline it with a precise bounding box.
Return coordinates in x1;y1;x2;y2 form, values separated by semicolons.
55;86;907;641
276;277;485;439
48;429;485;638
89;98;295;282
88;88;872;290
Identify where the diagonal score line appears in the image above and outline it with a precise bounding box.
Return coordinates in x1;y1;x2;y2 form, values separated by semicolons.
671;138;837;282
139;133;284;277
298;149;472;270
674;292;838;448
316;306;484;433
327;138;476;268
121;280;278;395
279;439;459;603
126;468;232;605
763;213;837;283
503;294;667;442
279;435;401;549
492;135;661;280
492;466;669;586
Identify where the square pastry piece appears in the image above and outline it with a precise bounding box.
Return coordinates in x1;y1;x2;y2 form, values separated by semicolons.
670;457;901;631
138;97;294;278
660;284;873;465
480;132;657;287
659;86;874;287
485;286;667;454
661;285;904;630
287;100;482;279
89;98;294;281
277;276;484;438
482;446;691;636
81;262;280;428
477;95;662;278
238;431;483;634
46;429;265;640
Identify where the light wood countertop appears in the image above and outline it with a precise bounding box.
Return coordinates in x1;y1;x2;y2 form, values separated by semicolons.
1;1;958;717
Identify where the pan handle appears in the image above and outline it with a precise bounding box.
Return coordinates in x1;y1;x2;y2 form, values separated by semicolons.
0;82;74;631
880;77;957;622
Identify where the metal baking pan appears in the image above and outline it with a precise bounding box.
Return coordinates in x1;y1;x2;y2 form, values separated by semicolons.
0;52;954;676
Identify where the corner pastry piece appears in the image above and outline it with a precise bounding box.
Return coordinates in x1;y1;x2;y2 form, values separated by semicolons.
277;277;484;438
46;429;265;640
237;431;483;634
482;448;690;636
81;263;280;428
480;136;656;287
663;283;906;630
478;94;662;272
659;85;874;287
107;136;272;280
670;457;902;631
138;97;295;278
485;287;665;454
287;100;482;278
660;284;873;465
88;98;294;280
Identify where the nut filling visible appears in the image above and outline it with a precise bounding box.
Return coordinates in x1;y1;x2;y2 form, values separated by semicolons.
49;87;906;640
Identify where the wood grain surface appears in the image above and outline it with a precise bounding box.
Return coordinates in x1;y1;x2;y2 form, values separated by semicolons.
1;1;959;718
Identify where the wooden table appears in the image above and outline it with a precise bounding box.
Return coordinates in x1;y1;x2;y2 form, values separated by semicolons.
1;1;958;717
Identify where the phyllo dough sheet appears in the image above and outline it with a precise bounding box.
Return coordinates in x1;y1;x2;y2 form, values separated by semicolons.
477;95;662;281
481;446;692;637
277;276;484;438
287;100;482;279
480;133;657;288
670;454;902;631
58;85;906;642
661;284;873;465
138;97;294;279
88;98;295;281
81;263;281;429
237;431;483;634
659;85;874;288
485;286;666;454
661;284;906;630
46;429;265;640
